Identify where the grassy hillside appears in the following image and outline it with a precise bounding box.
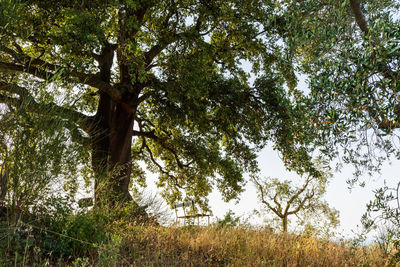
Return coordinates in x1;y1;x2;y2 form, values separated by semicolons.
1;212;396;266
110;224;392;266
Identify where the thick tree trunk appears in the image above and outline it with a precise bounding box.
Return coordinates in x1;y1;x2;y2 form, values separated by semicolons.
90;44;135;205
91;92;112;204
108;102;135;202
91;93;135;205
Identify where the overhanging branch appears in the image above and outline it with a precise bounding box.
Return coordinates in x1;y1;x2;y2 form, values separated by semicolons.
133;128;192;169
0;60;123;103
142;138;183;190
0;81;94;133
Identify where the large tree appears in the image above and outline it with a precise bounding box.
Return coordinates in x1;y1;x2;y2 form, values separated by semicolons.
0;0;314;206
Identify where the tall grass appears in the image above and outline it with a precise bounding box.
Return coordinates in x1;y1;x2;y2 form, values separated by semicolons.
1;207;396;266
111;223;393;266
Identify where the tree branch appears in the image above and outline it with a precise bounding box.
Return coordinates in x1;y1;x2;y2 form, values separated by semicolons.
1;44;60;72
349;0;400;82
272;192;283;214
287;189;315;216
142;138;183;189
144;42;171;68
143;6;179;69
0;81;94;133
143;1;211;71
284;175;313;215
252;176;281;216
349;0;369;34
133;126;191;169
0;60;123;102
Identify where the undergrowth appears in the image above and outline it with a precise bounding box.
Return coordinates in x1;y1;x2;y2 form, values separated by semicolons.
0;197;397;266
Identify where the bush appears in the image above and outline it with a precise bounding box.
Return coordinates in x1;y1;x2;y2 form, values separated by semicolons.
0;195;164;265
0;196;109;265
216;210;240;228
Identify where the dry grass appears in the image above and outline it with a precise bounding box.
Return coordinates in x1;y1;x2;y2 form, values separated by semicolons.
109;223;394;266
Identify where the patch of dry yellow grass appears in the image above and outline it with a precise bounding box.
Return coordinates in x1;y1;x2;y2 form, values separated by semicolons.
109;223;393;266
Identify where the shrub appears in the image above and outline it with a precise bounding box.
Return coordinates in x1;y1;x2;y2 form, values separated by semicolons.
0;196;108;265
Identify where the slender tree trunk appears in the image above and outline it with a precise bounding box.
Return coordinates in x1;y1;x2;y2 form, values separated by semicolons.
282;216;288;233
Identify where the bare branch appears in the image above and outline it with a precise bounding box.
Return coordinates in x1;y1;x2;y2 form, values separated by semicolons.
252;176;281;216
284;175;313;215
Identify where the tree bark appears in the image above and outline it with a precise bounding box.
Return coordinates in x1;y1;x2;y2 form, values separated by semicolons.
90;43;135;205
349;0;369;34
91;94;136;205
91;91;113;204
108;102;135;202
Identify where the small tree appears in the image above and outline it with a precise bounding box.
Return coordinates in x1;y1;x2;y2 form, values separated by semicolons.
251;164;339;235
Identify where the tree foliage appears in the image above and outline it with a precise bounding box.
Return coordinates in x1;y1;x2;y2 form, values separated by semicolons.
282;0;400;178
0;0;317;208
279;0;400;237
0;96;88;219
2;0;397;219
361;180;400;259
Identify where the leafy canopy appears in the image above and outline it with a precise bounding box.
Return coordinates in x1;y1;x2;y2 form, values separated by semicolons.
0;0;316;208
